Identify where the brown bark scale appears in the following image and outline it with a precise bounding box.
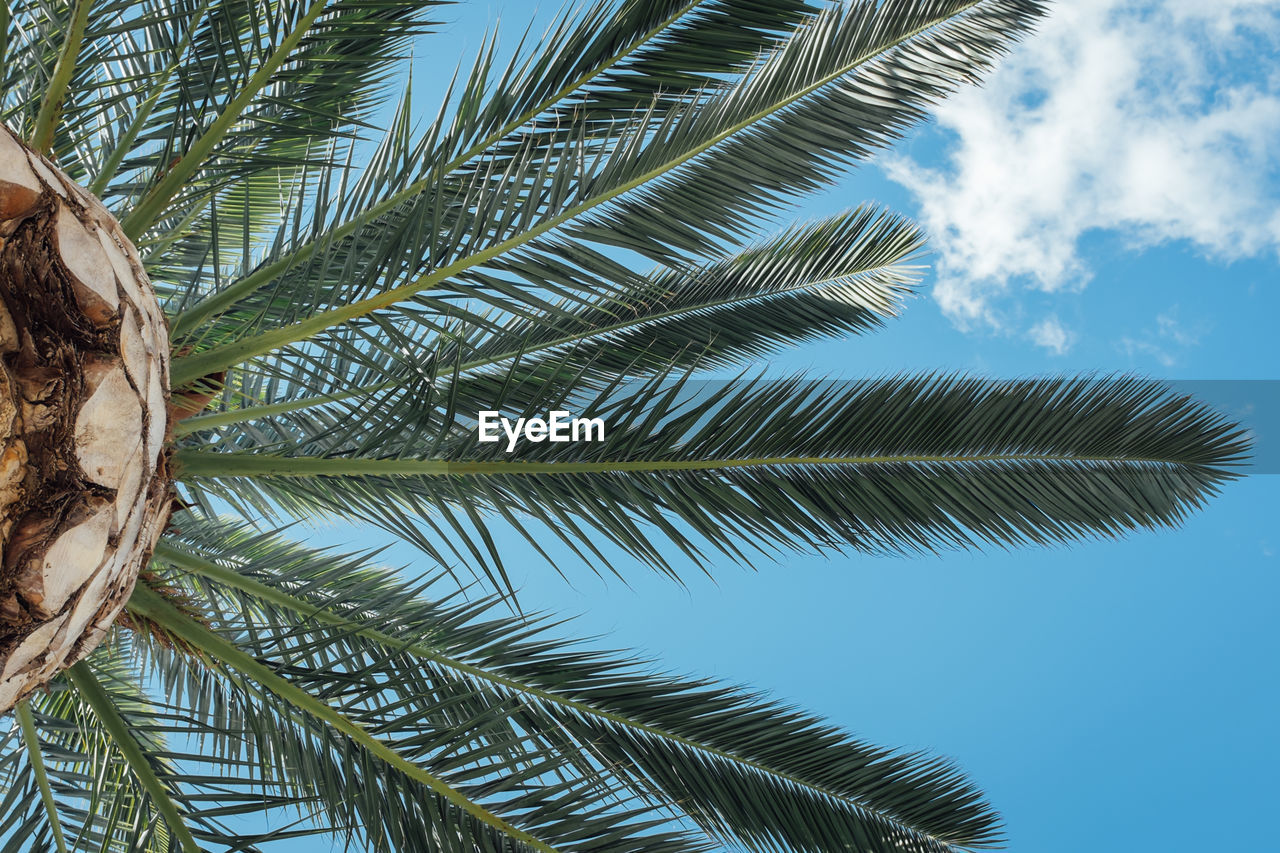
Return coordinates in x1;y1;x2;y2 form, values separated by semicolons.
0;125;171;712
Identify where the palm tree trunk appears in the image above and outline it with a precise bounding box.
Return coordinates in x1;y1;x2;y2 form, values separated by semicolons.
0;124;170;712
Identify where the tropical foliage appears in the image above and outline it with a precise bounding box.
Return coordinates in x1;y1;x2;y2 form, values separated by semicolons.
0;0;1247;851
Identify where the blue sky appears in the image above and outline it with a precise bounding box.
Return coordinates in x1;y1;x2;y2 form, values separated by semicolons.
284;2;1279;851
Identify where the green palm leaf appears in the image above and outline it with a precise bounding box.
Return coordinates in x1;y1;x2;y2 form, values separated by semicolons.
167;0;1049;385
176;206;923;435
173;373;1247;584
139;518;1005;852
160;0;820;346
5;649;280;852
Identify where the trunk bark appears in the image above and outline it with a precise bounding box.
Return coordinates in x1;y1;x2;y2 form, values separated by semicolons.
0;125;171;712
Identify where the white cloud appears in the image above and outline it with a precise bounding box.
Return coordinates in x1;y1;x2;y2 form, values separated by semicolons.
885;0;1280;334
1028;314;1075;355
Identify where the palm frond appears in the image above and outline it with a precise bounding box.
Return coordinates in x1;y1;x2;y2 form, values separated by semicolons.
175;206;923;436
149;517;1006;853
172;373;1249;587
13;702;68;853
166;0;820;344
168;0;1050;385
3;646;292;852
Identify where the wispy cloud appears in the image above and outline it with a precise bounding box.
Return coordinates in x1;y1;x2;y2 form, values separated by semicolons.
885;0;1280;337
1118;306;1206;367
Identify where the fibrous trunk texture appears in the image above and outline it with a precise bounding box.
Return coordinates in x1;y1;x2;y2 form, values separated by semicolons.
0;125;170;712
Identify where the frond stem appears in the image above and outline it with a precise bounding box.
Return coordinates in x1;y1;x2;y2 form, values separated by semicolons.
173;451;1185;479
0;2;10;80
29;0;93;154
15;700;68;853
173;379;393;436
63;661;202;853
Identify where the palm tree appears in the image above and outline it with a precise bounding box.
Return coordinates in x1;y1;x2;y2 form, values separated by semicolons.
0;0;1247;849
